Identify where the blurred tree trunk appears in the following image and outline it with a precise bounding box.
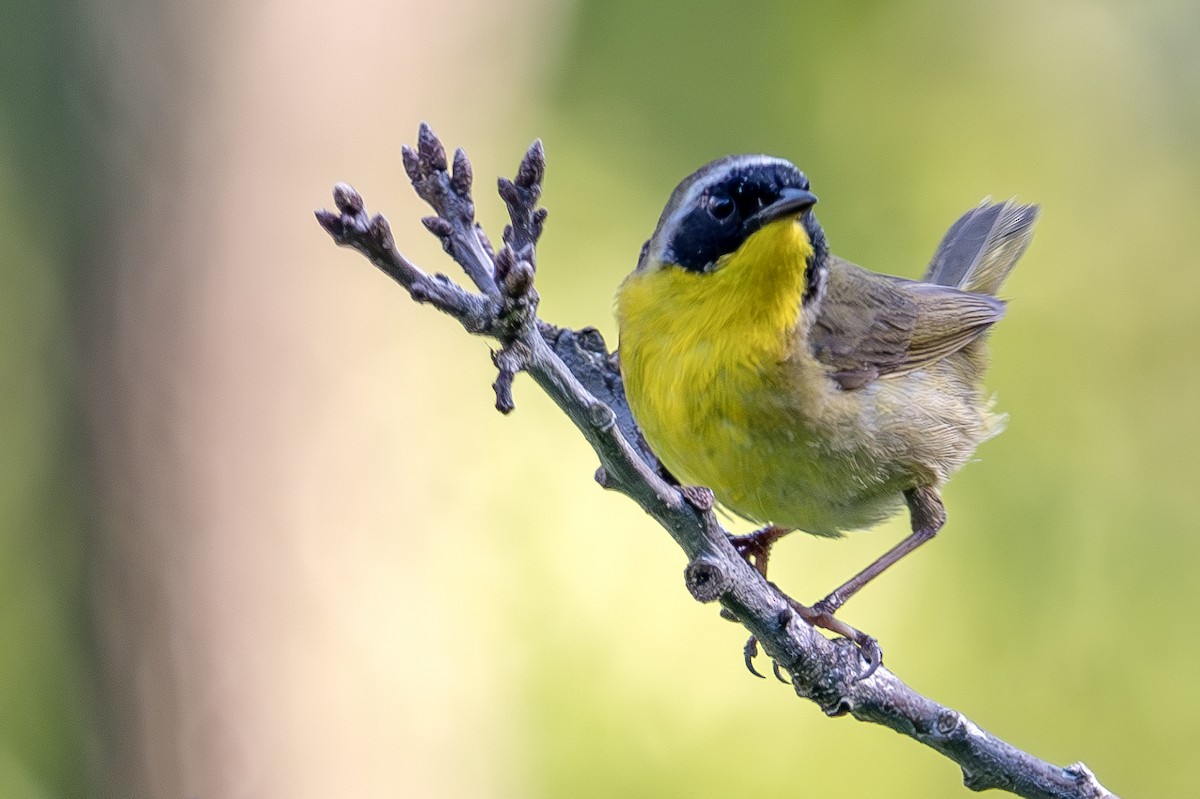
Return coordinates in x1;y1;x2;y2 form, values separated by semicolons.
80;1;554;796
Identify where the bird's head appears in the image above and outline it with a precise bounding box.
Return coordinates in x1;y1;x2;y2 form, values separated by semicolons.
634;155;829;307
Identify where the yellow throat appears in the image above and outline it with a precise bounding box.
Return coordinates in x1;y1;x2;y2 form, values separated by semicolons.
615;218;813;493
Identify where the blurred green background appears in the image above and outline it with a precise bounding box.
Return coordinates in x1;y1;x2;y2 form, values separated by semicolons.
5;0;1199;796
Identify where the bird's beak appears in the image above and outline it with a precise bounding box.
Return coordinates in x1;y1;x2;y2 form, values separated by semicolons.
751;187;818;227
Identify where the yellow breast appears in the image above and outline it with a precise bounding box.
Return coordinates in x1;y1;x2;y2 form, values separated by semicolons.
615;219;816;519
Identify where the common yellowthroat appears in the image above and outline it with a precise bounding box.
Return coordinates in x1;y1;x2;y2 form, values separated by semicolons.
615;155;1037;667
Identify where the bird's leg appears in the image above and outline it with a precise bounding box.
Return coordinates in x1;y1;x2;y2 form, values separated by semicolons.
737;490;945;681
811;486;947;617
778;488;943;680
729;525;792;577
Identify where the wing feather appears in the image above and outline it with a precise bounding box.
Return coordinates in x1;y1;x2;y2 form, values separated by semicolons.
807;259;1005;389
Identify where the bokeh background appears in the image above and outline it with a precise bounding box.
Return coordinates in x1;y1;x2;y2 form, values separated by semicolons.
6;0;1200;796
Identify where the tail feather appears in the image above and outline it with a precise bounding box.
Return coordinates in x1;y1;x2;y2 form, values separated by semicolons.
923;200;1040;295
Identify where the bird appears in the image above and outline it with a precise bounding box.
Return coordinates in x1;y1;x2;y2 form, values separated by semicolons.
614;155;1038;675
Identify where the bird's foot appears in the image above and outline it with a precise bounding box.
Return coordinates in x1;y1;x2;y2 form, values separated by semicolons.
729;525;792;577
732;527;880;681
790;597;883;680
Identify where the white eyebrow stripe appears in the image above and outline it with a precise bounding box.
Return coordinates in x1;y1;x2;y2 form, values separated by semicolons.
643;154;800;269
673;155;790;216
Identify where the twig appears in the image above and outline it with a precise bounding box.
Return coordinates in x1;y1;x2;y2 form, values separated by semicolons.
314;123;1118;799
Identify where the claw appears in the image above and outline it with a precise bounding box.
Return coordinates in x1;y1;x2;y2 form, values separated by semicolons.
744;635;793;683
743;636;766;679
856;636;883;681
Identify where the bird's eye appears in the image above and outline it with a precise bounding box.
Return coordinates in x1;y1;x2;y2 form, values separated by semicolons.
706;193;736;222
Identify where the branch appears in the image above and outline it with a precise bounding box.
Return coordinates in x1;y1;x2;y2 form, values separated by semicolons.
315;123;1118;799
